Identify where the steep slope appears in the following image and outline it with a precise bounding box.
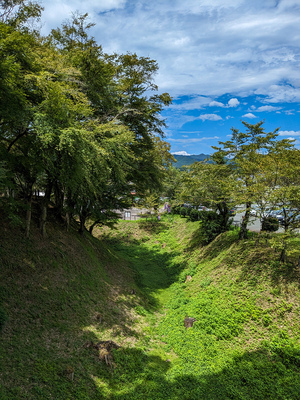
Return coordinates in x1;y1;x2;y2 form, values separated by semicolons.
0;213;300;399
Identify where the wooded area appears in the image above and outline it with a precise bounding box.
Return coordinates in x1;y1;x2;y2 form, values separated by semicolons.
0;0;174;237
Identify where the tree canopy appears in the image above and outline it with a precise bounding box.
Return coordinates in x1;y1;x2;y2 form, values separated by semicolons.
0;6;173;236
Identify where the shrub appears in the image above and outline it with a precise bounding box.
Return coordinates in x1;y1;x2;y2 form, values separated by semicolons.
172;205;181;214
262;216;279;232
179;207;187;217
197;211;231;245
189;208;200;222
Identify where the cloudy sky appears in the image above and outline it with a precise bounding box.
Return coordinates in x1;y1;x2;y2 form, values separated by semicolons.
40;0;300;155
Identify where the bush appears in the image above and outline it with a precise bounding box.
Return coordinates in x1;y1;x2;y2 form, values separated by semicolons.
197;211;231;245
262;216;279;232
179;207;188;217
172;205;181;214
189;208;200;222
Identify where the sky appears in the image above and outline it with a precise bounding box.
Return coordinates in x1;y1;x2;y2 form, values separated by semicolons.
39;0;300;155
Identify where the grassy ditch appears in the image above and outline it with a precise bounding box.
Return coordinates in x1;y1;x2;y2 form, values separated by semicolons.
0;212;300;399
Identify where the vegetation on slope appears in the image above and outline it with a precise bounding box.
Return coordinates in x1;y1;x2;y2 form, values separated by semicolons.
1;212;300;399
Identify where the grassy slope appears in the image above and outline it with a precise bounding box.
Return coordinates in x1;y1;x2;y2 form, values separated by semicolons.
0;212;300;399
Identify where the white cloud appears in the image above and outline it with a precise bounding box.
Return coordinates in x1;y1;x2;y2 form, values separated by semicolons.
198;114;222;121
168;136;219;143
228;98;240;107
169;96;211;111
209;101;225;107
256;105;282;112
172;151;191;155
242;113;257;118
279;130;300;137
39;0;300;103
40;0;127;35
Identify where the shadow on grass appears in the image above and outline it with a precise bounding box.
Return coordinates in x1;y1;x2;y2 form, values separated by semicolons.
101;234;187;311
47;344;299;400
229;238;300;289
136;219;170;235
2;314;300;399
187;227;240;258
1;211;300;399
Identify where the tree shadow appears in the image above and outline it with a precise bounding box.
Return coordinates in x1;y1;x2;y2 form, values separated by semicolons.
229;239;300;289
136;219;170;234
187;228;240;259
98;345;300;399
101;234;187;311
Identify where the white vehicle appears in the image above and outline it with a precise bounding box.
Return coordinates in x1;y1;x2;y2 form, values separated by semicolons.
249;206;259;216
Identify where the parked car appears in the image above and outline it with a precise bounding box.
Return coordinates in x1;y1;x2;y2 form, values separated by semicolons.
250;205;259;216
269;209;282;218
198;205;212;211
276;209;298;224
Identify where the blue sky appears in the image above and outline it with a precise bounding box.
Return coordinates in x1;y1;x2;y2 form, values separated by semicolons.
40;0;300;155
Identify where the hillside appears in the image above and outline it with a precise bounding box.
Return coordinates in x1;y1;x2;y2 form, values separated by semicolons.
1;212;300;399
172;153;210;168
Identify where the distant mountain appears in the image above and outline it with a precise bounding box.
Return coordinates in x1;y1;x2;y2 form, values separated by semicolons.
172;153;210;169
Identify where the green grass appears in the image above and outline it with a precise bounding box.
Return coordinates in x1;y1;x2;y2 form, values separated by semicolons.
1;211;300;399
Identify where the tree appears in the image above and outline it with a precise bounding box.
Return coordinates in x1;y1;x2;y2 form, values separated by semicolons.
212;121;293;239
269;148;300;231
0;0;43;29
0;13;47;236
0;10;173;238
49;14;173;205
177;153;236;232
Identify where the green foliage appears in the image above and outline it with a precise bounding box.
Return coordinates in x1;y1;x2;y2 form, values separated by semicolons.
262;216;279;232
0;11;173;235
179;206;187;217
188;208;200;222
197;211;231;244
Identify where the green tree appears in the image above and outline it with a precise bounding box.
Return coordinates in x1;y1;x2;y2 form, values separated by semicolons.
212;121;293;239
0;10;172;238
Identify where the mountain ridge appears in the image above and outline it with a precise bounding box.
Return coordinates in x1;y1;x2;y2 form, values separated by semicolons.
172;153;210;168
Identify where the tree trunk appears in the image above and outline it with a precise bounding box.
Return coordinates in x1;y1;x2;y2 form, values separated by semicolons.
25;190;33;238
65;212;70;232
79;211;87;235
53;181;64;219
239;201;251;240
40;180;53;238
279;248;286;263
65;189;76;232
89;220;102;235
217;201;229;231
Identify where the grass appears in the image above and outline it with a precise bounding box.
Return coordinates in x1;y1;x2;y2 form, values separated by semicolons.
1;210;300;399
